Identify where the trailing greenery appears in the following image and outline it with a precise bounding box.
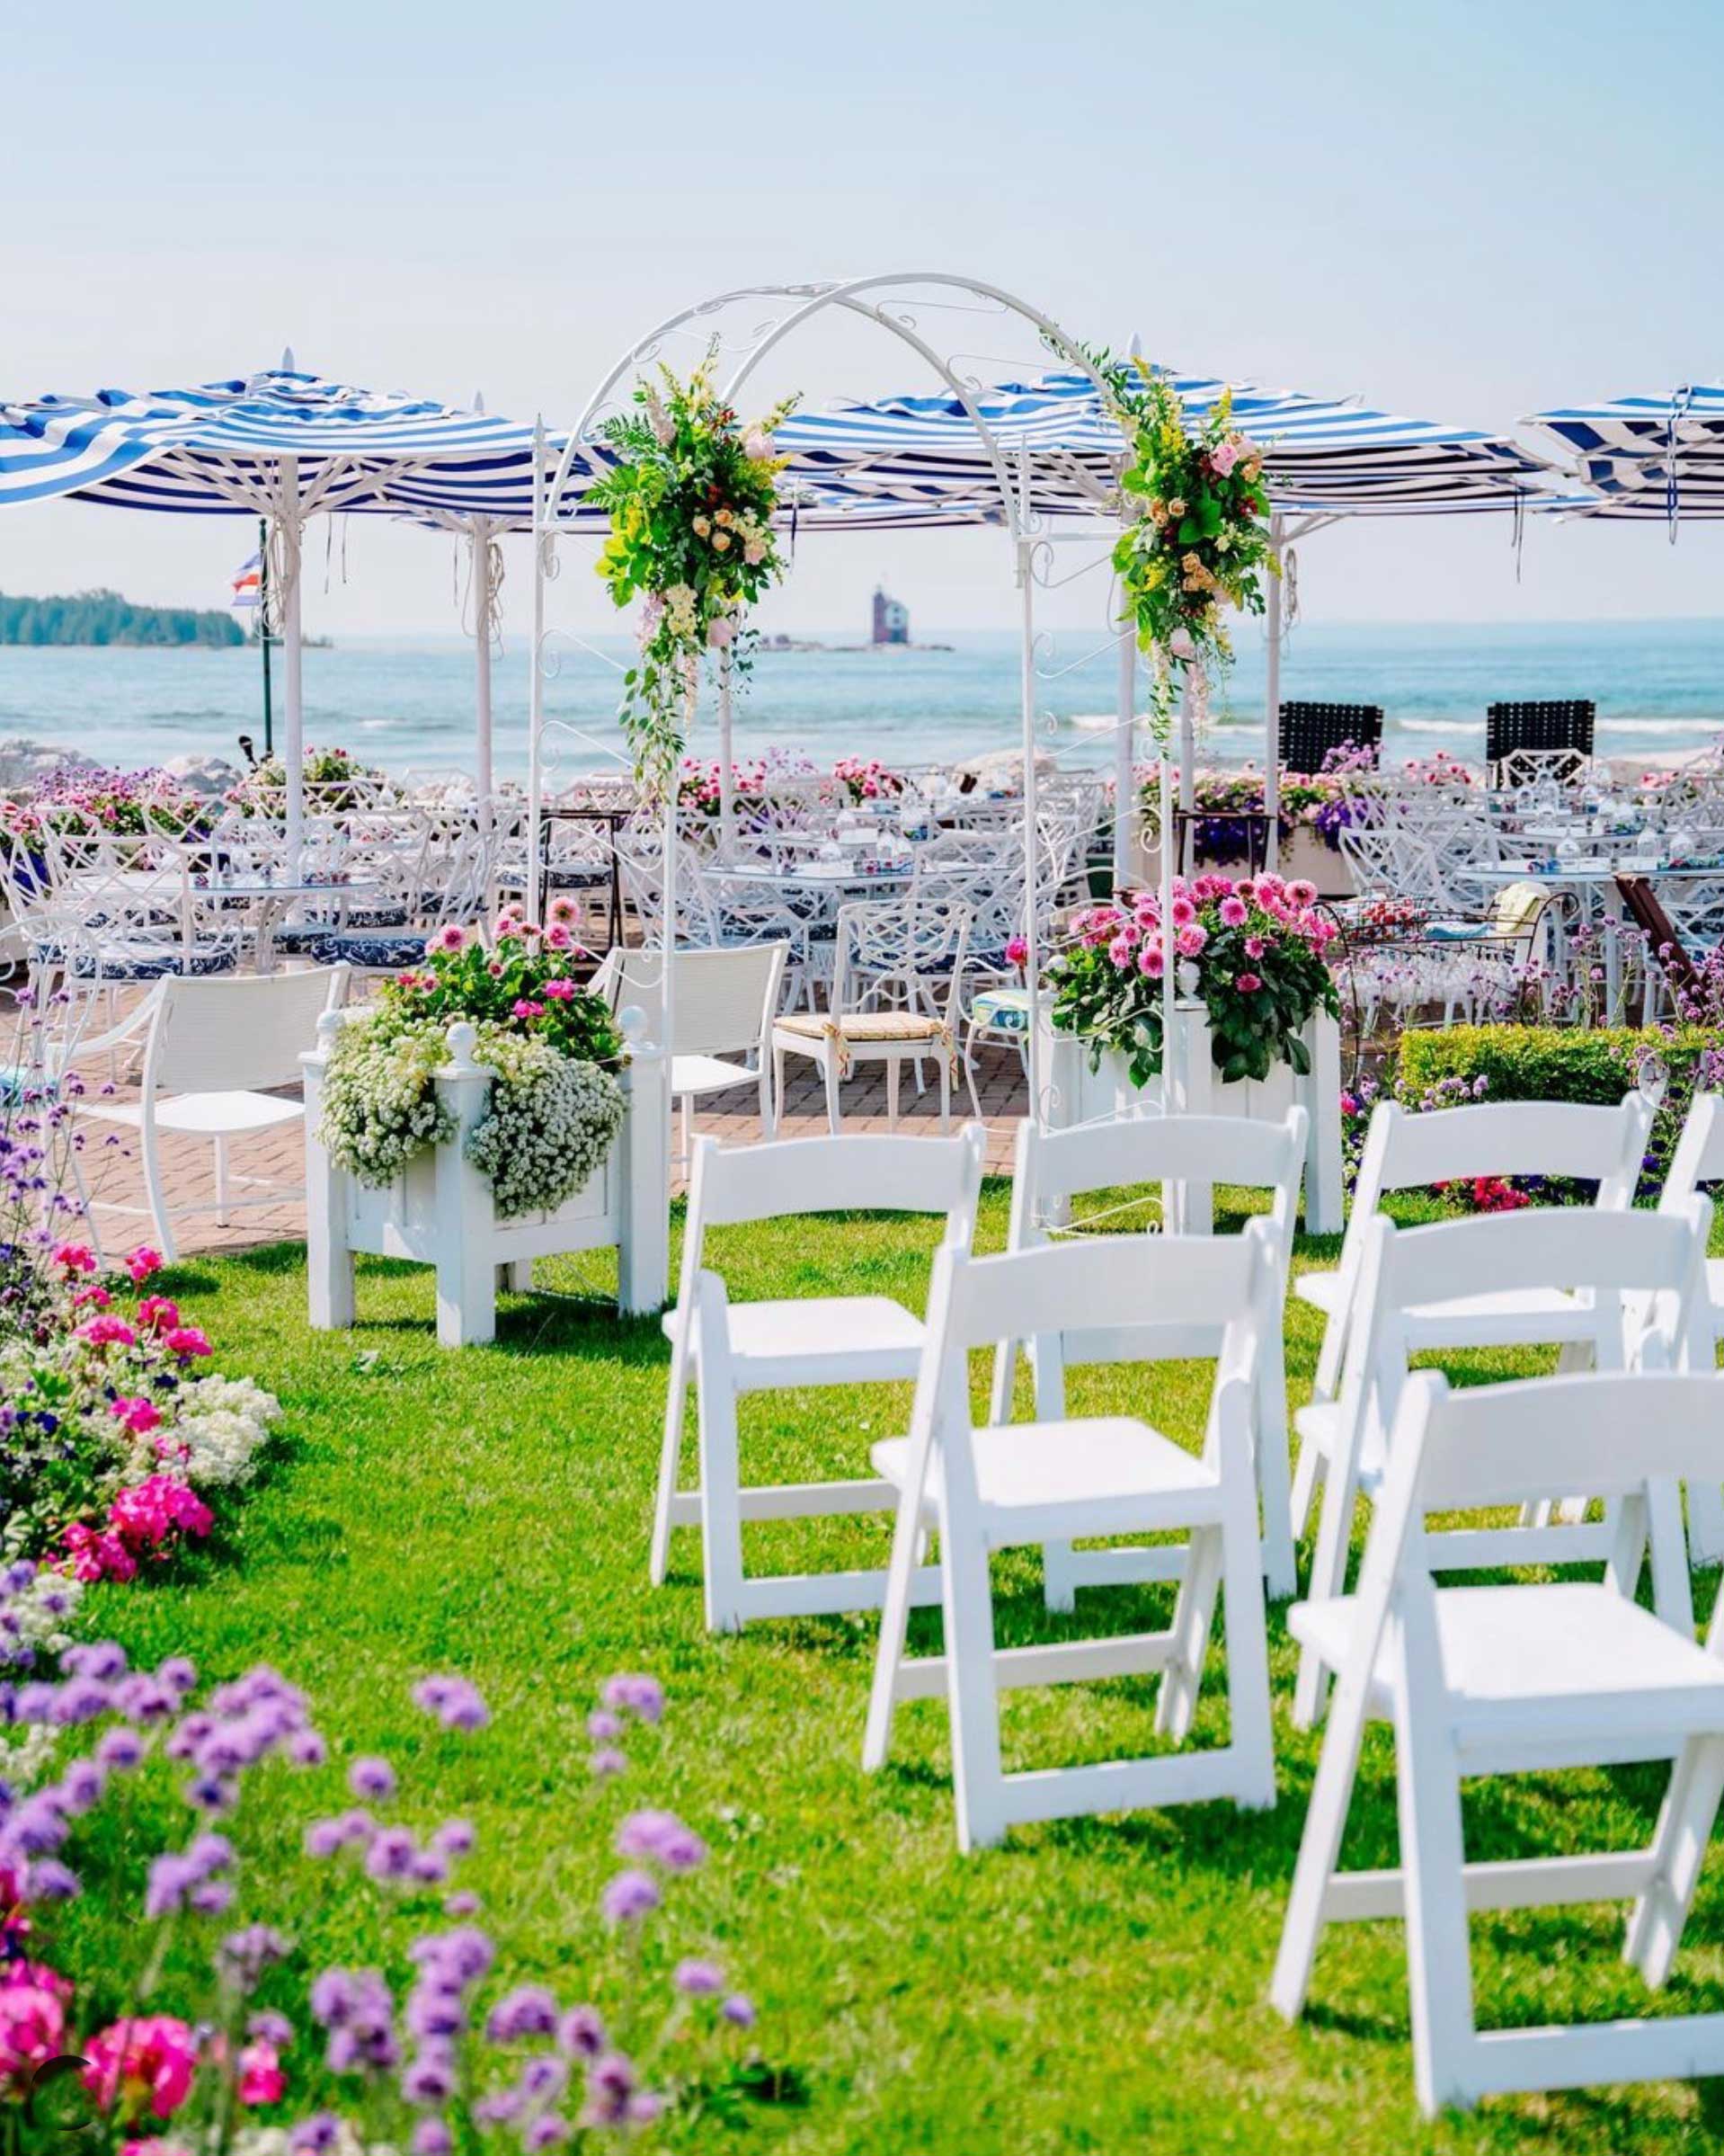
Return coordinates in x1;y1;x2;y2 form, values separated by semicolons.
1397;1023;1721;1196
0;587;243;647
50;1203;1724;2156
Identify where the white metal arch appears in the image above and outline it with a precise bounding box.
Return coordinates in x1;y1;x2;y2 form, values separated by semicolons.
530;272;1147;1136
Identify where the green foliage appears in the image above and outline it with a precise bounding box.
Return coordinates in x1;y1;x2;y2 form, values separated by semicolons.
1397;1022;1716;1195
587;348;798;788
0;586;243;647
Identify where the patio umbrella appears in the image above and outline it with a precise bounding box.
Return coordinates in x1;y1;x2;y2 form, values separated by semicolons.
0;363;582;861
1525;387;1724;523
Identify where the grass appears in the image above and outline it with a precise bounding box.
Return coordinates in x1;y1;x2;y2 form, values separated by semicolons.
51;1182;1724;2154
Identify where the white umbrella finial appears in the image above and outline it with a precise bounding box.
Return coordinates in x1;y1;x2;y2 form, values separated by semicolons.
473;389;486;414
280;345;296;372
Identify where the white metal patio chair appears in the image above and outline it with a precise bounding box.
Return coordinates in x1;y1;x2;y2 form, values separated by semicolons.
653;1124;986;1630
1293;1198;1711;1726
591;940;788;1157
862;1228;1278;1850
1274;1366;1724;2116
1657;1088;1724;1561
1294;1091;1652;1498
772;895;980;1133
75;965;350;1263
990;1107;1309;1600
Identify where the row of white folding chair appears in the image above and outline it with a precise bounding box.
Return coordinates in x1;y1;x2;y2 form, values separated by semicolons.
863;1225;1278;1849
653;1125;987;1628
1292;1197;1711;1727
990;1108;1308;1599
1275;1366;1724;2116
1660;1090;1724;1561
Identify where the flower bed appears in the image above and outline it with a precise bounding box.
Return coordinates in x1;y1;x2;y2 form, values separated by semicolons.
2;763;215;844
0;1646;770;2142
832;757;905;807
1135;750;1473;865
227;746;384;818
1051;872;1341;1086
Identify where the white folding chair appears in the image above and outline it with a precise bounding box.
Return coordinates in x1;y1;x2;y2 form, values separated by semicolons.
76;965;350;1262
593;941;788;1160
863;1229;1277;1849
991;1108;1308;1600
1293;1092;1653;1535
1658;1089;1724;1560
1274;1367;1724;2116
654;1125;986;1631
1293;1198;1711;1726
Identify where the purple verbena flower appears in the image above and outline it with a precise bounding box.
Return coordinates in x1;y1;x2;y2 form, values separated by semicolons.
600;1870;660;1926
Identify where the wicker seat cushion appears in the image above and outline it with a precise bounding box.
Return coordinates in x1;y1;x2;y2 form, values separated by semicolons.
777;1011;943;1043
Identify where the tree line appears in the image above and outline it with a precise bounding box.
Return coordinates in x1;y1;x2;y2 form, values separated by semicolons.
0;587;244;646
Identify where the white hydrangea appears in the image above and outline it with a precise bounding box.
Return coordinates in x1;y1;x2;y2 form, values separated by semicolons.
165;1373;281;1486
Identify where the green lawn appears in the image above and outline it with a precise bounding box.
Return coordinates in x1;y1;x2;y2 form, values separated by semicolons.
57;1186;1724;2155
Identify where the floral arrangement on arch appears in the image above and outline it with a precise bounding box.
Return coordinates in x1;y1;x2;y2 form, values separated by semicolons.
1106;361;1275;727
0;1639;777;2145
831;757;906;808
590;348;799;789
318;904;626;1218
1049;871;1340;1086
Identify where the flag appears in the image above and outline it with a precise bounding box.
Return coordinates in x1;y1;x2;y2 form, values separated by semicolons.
230;551;262;609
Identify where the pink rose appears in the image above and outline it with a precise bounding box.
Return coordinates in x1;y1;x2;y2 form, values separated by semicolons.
84;2015;200;2119
1235;972;1263;993
1005;936;1029;968
72;1286;112;1312
706;616;736;651
1209;440;1240;477
0;1963;71;2080
543;922;573;949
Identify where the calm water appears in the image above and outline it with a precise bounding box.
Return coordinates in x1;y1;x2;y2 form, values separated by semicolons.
4;621;1723;780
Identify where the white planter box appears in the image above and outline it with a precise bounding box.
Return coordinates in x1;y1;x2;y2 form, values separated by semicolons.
1040;998;1343;1234
301;1009;671;1346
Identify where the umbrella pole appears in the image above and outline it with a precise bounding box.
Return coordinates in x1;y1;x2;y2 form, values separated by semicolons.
1018;530;1041;1130
1113;622;1135;887
474;518;494;840
1160;747;1176;1136
1264;512;1284;872
280;459;304;878
258;515;274;760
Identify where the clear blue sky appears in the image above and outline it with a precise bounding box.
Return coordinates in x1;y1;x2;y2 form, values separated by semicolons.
4;0;1721;643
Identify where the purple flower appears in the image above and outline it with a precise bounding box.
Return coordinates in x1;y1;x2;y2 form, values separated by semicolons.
556;2007;605;2060
58;1759;104;1815
600;1870;660;1925
249;2009;295;2048
159;1656;198;1694
600;1674;663;1724
586;1711;622;1742
404;1987;465;2043
616;1809;706;1873
220;1924;289;1984
310;1970;359;2027
486;1985;559;2042
349;1756;396;1802
581;2053;636;2128
722;1994;756;2029
411;1675;490;1731
24;1858;79;1902
304;1818;346;1859
146;1852;198;1917
50;1677;109;1724
674;1958;723;1997
523;2117;570;2150
289;1728;328;1768
410;2119;452;2156
289;2114;342;2154
442;1891;481;1919
401;2048;458;2105
430;1819;475;1858
589;1749;626;1779
95;1727;145;1772
189;1878;235;1915
364;1827;417;1884
64;1642;127;1680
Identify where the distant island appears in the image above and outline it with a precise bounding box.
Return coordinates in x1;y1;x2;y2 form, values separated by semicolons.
0;587;244;647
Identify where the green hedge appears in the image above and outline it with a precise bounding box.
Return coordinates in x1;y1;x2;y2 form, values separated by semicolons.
1396;1024;1718;1197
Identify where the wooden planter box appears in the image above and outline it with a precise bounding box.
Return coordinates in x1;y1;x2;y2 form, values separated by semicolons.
1039;998;1343;1234
301;1009;671;1346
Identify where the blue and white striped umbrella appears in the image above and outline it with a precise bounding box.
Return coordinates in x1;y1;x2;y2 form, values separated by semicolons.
760;370;1563;521
1525;387;1724;520
0;367;591;521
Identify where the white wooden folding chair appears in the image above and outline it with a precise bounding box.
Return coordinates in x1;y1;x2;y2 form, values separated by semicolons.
1293;1198;1711;1726
1293;1091;1653;1537
1274;1366;1724;2116
1657;1089;1724;1561
593;941;788;1160
654;1125;986;1631
991;1108;1308;1600
76;965;350;1263
863;1228;1278;1850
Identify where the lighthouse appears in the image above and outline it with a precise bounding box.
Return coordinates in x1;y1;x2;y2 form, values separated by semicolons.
871;584;911;646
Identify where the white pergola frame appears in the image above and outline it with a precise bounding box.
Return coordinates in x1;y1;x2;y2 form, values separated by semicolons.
527;271;1181;1132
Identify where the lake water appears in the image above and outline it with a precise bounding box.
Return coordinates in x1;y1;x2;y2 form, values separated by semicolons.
4;620;1723;780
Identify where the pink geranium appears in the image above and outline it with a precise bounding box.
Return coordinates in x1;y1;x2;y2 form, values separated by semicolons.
511;999;546;1020
236;2038;285;2107
542;978;577;1002
0;1963;71;2080
163;1327;212;1359
50;1243;97;1277
84;2015;200;2120
76;1314;138;1350
110;1396;163;1438
62;1523;138;1583
125;1246;164;1286
427;925;468;955
136;1296;180;1333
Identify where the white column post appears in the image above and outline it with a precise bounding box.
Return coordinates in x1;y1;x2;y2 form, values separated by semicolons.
526;423;547;923
473;516;495;837
615;1004;671;1314
1264;512;1285;872
716;646;734;849
1018;519;1042;1130
1177;673;1196;813
1113;620;1135;888
301;1012;354;1330
431;1022;500;1348
279;458;305;878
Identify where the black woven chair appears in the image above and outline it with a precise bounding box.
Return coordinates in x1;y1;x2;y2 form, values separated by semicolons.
1485;699;1595;770
1278;701;1383;775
